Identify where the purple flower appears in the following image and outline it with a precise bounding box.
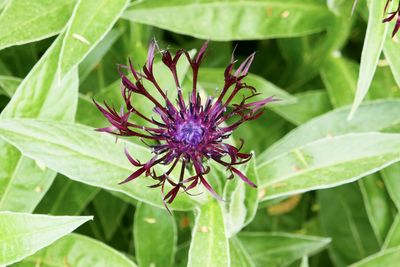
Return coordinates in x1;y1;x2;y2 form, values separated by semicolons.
94;41;276;208
383;0;400;37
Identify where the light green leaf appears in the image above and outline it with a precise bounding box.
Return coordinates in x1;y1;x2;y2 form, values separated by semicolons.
358;174;393;244
0;119;196;211
300;256;309;267
188;201;229;267
0;0;76;50
348;0;391;119
0;0;130;213
350;247;400;267
134;202;177;267
0;66;78;212
94;190;128;240
238;232;330;267
122;0;334;41
0;75;21;97
383;214;400;249
271;90;332;125
79;28;122;82
320;54;358;107
59;0;129;76
257;132;400;201
35;175;99;216
319;184;380;266
229;237;256;267
381;163;400;210
198;68;296;106
260;100;400;161
223;157;259;237
14;234;137;267
0;212;91;266
383;22;400;87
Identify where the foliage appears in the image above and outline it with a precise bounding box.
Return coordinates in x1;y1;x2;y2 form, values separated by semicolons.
0;0;399;266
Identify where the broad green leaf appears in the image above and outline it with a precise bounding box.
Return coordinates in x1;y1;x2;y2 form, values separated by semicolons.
14;234;137;267
198;68;296;106
223;157;259;237
257;132;400;201
229;237;256;267
271;90;332;125
59;0;129;76
381;163;400;210
238;232;330;267
94;190;128;240
0;0;130;213
187;201;229;267
79;28;122;82
35;175;99;216
0;75;21;97
300;256;309;267
348;0;391;119
122;0;334;41
0;119;196;210
358;174;394;244
76;94;108;128
319;184;380;266
383;214;400;249
0;0;76;50
134;202;177;267
0;66;78;212
383;23;400;87
260;100;400;161
0;212;91;266
350;248;400;267
320;54;358;107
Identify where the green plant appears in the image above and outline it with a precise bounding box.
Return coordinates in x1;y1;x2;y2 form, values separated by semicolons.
0;0;399;266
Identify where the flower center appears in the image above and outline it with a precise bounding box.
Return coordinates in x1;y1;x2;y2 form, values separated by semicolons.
176;121;204;145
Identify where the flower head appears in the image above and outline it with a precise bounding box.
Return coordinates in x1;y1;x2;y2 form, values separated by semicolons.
383;0;400;37
95;41;276;208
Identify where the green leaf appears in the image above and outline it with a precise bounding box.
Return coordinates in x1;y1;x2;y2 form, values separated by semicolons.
0;212;91;266
198;68;296;106
14;234;137;267
59;0;129;76
79;28;122;82
122;0;334;41
223;157;259;237
0;0;76;50
134;202;177;267
0;75;21;97
260;100;400;161
35;175;99;215
187;201;229;267
94;190;128;240
229;237;256;267
300;256;309;267
238;232;330;267
0;66;78;212
348;0;391;119
319;184;380;266
0;119;196;211
257;132;400;201
271;90;332;125
320;54;358;107
358;174;394;244
383;21;400;87
383;214;400;249
350;247;400;267
0;0;131;213
381;163;400;210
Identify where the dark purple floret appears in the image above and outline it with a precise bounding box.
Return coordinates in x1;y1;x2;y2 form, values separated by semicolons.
383;0;400;37
94;40;276;209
